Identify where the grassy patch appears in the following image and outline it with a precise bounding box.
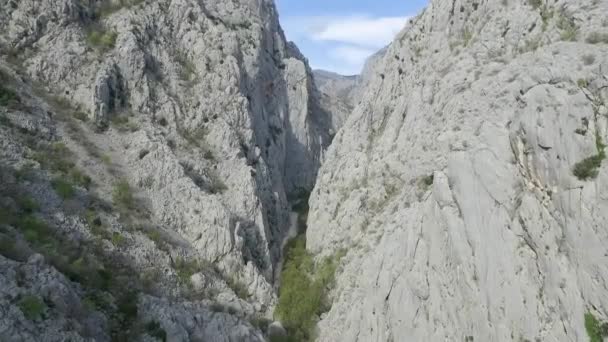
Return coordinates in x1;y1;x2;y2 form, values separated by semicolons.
52;178;76;199
111;114;139;133
173;257;200;285
32;142;74;173
112;180;135;212
18;295;46;320
16;196;39;213
275;237;345;341
17;215;54;247
226;276;249;300
111;232;126;247
87;28;118;52
557;13;578;41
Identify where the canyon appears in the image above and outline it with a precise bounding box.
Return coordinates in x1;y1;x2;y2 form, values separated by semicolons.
1;0;608;341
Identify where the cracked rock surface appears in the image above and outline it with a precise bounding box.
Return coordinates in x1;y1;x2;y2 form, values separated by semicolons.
306;0;608;341
0;0;330;340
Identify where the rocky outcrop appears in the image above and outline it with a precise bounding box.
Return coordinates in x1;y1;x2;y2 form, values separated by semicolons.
0;0;331;340
313;70;358;133
307;0;608;341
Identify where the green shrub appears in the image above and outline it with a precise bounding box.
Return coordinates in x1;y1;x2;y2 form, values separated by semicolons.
87;29;118;52
70;169;92;189
250;315;273;333
111;232;126;247
528;0;543;9
226;276;249;299
17;215;53;246
116;291;139;330
145;321;167;342
113;180;135;211
573;132;606;181
557;14;578;41
0;85;20;108
275;237;345;341
586;32;608;44
585;313;606;342
111;115;139;132
573;154;604;180
16;196;39;213
32;142;75;173
52;178;76;199
18;295;46;320
174;257;200;285
142;228;169;251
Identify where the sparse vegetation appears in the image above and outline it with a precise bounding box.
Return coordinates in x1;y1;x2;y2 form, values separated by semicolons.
528;0;543;10
112;180;135;211
573;130;606;181
18;295;46;320
145;321;167;342
418;174;435;190
111;232;126;247
111;114;139;132
87;28;118;52
173;257;200;285
176;53;198;82
97;0;145;17
462;28;473;46
557;13;578;41
275;237;345;341
586;32;608;44
52;178;76;199
208;170;228;194
584;313;608;342
540;5;554;31
0;85;20;108
226;276;249;299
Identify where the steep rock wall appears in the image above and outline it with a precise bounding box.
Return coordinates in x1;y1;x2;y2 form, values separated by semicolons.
307;0;608;340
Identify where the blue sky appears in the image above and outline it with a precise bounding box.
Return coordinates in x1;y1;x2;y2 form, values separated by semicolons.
276;0;429;75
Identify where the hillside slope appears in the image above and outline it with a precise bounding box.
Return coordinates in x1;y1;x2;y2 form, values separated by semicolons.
0;0;331;340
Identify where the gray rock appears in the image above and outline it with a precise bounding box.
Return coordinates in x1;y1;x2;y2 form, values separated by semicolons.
307;0;608;341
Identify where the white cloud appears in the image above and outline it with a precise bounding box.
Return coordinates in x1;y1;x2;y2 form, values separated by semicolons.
329;45;377;67
311;16;408;48
282;15;408;48
281;14;409;75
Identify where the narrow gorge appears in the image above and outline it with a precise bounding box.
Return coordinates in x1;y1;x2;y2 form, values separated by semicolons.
1;0;608;341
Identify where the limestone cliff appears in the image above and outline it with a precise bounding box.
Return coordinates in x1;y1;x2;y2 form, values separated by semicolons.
307;0;608;341
0;0;329;340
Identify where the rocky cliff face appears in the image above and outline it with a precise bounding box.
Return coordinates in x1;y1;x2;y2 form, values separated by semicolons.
313;70;358;134
307;0;608;341
0;0;330;340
